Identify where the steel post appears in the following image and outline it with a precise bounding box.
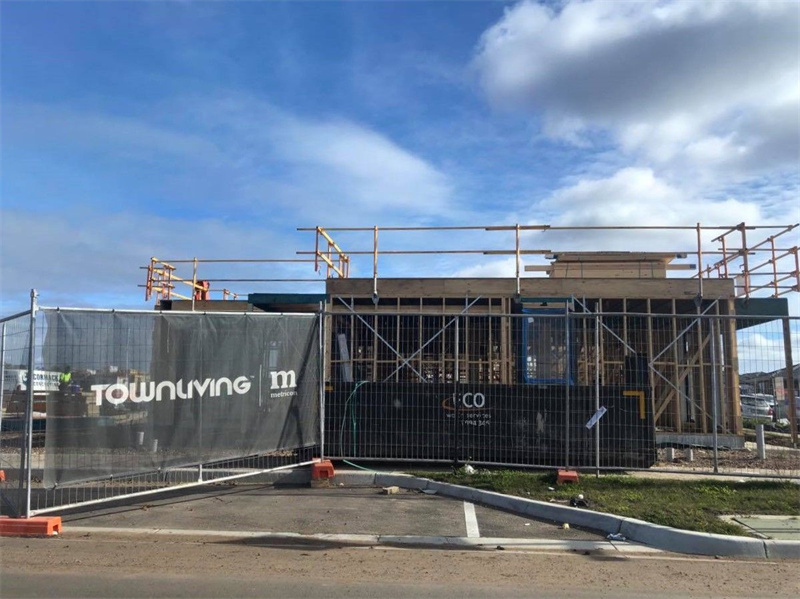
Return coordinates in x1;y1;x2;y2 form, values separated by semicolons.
454;317;460;467
191;257;198;311
319;307;325;460
24;290;38;517
564;320;570;470
709;317;720;474
595;314;601;477
755;424;766;460
782;317;797;448
0;323;6;438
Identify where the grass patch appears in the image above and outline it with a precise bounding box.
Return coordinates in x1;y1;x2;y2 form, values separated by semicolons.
416;470;800;536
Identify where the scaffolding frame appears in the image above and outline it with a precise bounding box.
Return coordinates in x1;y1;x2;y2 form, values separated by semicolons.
142;222;799;305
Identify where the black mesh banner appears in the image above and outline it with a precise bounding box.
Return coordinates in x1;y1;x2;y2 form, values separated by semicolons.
41;310;319;487
326;383;655;468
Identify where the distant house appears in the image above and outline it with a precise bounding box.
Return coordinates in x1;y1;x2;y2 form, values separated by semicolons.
740;364;800;400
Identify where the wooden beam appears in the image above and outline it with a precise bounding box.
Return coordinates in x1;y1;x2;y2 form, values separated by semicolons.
655;335;710;423
647;299;657;425
599;299;605;387
327;277;736;301
525;264;694;273
549;252;684;263
672;299;682;433
696;315;708;434
725;299;742;434
623;298;628;358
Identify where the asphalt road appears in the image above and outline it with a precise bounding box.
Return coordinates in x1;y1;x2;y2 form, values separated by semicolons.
2;570;788;599
2;534;797;599
2;482;798;599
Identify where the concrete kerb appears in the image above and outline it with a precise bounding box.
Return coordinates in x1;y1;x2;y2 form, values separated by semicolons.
66;526;658;553
764;540;800;560
257;468;800;559
617;518;767;559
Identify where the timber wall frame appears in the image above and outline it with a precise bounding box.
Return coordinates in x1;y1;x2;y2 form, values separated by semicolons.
325;277;742;434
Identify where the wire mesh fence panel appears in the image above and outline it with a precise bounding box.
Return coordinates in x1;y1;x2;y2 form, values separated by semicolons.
458;314;571;468
9;300;794;512
326;310;457;462
719;315;799;478
567;313;657;472
324;308;798;477
580;312;799;478
27;308;320;515
324;311;658;470
0;311;34;517
643;312;744;476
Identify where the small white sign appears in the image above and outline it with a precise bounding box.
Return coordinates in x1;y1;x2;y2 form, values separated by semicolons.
585;406;607;429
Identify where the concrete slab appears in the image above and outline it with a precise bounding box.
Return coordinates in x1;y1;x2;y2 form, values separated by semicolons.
732;516;800;540
60;483;606;542
474;504;602;541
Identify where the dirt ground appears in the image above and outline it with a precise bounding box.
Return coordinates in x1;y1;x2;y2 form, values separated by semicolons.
2;532;798;599
655;447;800;475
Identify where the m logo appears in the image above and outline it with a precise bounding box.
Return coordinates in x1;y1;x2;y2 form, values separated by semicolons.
269;370;297;390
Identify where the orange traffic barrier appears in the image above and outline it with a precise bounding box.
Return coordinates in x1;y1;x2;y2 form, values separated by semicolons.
311;459;335;480
0;470;5;482
557;470;579;485
0;516;62;537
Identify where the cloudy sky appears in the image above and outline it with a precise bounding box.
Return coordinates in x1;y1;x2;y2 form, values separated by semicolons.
1;0;798;314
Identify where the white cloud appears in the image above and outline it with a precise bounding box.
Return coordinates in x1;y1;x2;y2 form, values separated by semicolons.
1;97;456;313
269;116;452;217
5;104;226;165
0;209;314;314
530;167;770;256
5;98;454;224
180;95;454;221
454;256;518;278
541;167;763;228
446;166;798;318
474;0;800;176
443;166;794;282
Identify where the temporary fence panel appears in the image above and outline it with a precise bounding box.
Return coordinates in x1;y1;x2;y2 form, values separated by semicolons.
325;312;656;469
4;299;797;519
326;381;655;469
22;307;320;515
712;315;798;477
0;309;34;517
324;309;798;477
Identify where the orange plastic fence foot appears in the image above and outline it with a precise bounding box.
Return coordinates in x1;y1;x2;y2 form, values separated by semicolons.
0;516;62;537
557;470;579;485
311;459;335;480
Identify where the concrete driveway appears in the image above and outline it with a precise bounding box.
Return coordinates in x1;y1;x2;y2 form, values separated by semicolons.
60;483;606;542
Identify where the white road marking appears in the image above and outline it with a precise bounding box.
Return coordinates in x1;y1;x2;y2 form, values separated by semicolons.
463;502;480;538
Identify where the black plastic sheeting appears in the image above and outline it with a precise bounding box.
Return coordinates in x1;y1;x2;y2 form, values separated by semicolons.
42;310;319;488
327;383;656;468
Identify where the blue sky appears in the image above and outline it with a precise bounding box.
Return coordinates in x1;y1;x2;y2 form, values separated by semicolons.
1;0;799;314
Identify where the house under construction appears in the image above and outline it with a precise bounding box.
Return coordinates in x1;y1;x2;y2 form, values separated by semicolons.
144;223;799;443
